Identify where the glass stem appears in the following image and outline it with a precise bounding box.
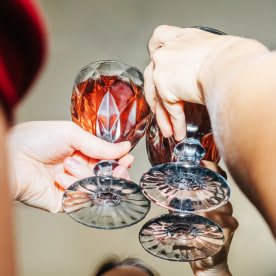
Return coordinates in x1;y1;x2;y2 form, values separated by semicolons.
93;160;119;177
174;138;206;165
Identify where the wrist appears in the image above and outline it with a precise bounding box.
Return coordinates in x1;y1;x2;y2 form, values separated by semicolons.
6;127;22;201
194;264;232;276
7;152;20;201
198;35;269;104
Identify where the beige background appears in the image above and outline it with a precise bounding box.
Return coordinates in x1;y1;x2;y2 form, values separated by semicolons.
14;0;276;275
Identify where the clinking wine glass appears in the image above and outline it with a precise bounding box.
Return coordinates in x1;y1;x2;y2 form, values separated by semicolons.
139;26;230;262
139;102;231;261
62;60;151;229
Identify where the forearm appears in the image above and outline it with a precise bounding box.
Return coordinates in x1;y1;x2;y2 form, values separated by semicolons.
199;39;276;236
194;265;232;276
0;108;16;275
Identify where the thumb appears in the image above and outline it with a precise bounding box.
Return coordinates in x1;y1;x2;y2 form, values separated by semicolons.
67;122;131;160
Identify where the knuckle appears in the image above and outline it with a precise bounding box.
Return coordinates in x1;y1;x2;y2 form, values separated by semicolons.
216;202;233;215
145;92;156;106
143;64;150;77
151;48;165;62
152;66;165;84
152;25;170;38
231;216;239;230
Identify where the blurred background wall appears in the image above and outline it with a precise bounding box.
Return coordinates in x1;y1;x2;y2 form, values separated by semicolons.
14;0;276;275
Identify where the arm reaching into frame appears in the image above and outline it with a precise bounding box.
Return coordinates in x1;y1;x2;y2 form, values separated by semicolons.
144;25;276;238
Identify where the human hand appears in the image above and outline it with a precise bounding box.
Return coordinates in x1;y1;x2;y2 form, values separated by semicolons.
189;202;238;276
144;25;268;141
7;121;132;213
189;161;238;276
55;151;134;189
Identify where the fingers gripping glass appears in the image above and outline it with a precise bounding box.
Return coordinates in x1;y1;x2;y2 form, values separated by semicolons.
62;60;151;229
139;27;231;261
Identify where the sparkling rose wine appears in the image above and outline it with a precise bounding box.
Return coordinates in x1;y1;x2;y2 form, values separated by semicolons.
71;75;150;149
146;102;220;166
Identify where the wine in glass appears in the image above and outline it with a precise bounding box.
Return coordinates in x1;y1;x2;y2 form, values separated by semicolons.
62;60;151;229
146;112;220;167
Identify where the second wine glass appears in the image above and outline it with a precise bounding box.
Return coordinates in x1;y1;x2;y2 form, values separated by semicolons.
62;60;151;229
139;102;230;261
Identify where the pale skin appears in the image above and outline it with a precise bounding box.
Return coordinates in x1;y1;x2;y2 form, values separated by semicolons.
1;119;237;276
1;123;237;276
7;120;133;212
0;108;16;276
1;119;133;276
144;25;276;238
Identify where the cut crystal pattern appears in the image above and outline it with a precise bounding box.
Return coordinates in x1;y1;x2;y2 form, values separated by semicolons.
63;176;150;229
139;214;224;261
96;90;121;142
71;60;150;149
139;26;229;262
141;162;230;212
64;60;151;230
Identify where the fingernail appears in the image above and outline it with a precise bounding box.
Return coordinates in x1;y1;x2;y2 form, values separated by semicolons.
65;157;80;169
162;129;173;138
119;141;131;149
174;133;186;142
150;105;156;114
127;155;135;167
54;173;67;185
113;167;130;180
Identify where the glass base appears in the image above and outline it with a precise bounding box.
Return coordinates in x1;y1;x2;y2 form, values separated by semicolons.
140;162;230;212
63;176;150;229
139;213;224;262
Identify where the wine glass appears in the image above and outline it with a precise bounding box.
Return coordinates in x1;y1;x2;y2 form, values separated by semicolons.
139;103;230;261
142;103;230;213
139;26;230;261
62;60;151;229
